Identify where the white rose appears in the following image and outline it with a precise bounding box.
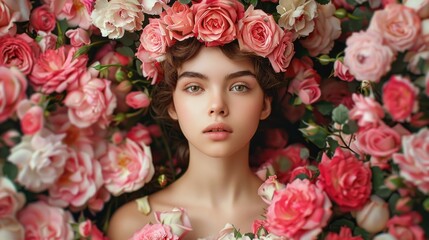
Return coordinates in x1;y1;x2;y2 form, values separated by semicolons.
354;195;390;233
0;217;24;240
276;0;318;38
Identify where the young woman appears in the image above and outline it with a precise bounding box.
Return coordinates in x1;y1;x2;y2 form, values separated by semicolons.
107;37;284;239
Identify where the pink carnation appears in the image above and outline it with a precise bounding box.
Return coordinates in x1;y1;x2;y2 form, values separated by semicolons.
266;178;332;239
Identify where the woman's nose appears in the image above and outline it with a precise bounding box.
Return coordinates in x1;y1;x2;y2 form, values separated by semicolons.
208;92;228;116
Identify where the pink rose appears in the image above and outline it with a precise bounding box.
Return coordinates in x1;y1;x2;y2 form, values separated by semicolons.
191;0;244;47
349;94;385;128
289;166;316;182
356;124;401;159
392;128;429;194
30;45;88;94
325;227;363;240
155;208;192;238
0;217;24;240
18;104;44;135
268;31;295;73
64;71;117;129
404;0;429;18
141;60;164;85
355;195;390;233
161;2;194;41
387;212;425;240
300;3;342;57
344;30;395;82
126;123;153;145
382;75;419;122
318;148;372;211
0;33;38;74
130;224;178;240
289;77;321;105
18;201;74;240
0;66;27;123
50;0;92;29
126;91;151;109
0;130;20;147
136;18;172;63
266;178;332;239
30;5;56;32
237;5;283;57
368;4;421;52
257;175;285;204
2;0;31;22
97;46;132;81
333;59;354;82
0;2;18;37
65;28;91;47
100;138;154;196
36;31;58;52
79;220;107;240
0;177;25;218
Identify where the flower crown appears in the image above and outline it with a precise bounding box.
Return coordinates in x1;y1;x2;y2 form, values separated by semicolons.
135;0;295;84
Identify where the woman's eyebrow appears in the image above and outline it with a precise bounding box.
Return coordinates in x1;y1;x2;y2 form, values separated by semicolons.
177;70;256;81
225;70;256;81
177;71;208;81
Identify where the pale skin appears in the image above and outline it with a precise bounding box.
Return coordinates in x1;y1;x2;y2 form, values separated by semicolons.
108;47;272;239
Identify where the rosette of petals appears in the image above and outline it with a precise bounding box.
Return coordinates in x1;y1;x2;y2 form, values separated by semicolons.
382;75;419;122
29;45;88;94
191;0;245;47
392;128;429;194
266;178;332;239
333;59;354;82
276;0;318;38
289;76;321;105
0;33;39;75
155;208;193;238
100;138;154;196
349;94;385;128
161;1;194;41
48;148;103;208
318;148;372;211
300;3;341;57
91;0;145;39
344;30;395;82
7;129;69;192
64;69;117;129
237;5;283;57
18;201;75;240
0;217;24;240
268;30;295;73
136;18;173;63
29;5;56;33
0;177;25;218
48;0;92;29
0;66;27;123
368;4;421;52
16;99;44;135
129;223;178;240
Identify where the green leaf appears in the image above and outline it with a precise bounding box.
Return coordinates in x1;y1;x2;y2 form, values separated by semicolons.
329;218;355;232
315;101;335;116
327;137;339;157
332;104;349;124
353;227;371;240
3;162;18;180
342;120;358;134
116;46;135;57
179;0;191;4
375;187;393;199
371;166;384;190
295;173;309;180
315;0;330;4
423;197;429;211
388;192;400;214
345;0;358;6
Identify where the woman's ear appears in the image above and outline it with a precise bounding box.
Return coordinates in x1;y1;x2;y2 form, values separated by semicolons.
260;96;272;120
168;104;178;120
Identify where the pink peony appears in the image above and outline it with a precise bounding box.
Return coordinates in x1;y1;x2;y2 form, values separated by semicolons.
126;91;151;109
0;33;38;75
29;45;88;94
382;75;419;122
130;223;178;240
387;212;425;240
349;94;385;128
268;31;295;73
191;0;244;47
0;66;27;123
18;201;74;240
318;148;372;211
0;177;25;218
266;178;332;239
392;128;429;194
368;3;421;52
100;138;154;196
237;5;283;57
344;30;395;82
29;5;56;32
161;1;194;41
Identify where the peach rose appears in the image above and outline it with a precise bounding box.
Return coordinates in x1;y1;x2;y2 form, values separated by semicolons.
349;94;384;128
91;0;144;39
29;5;56;32
161;2;194;41
18;201;74;240
0;217;24;240
356;124;401;159
130;223;177;240
0;33;38;74
276;0;318;38
7;129;69;192
333;59;355;82
392;128;429;194
136;18;172;63
368;4;421;52
126;91;151;109
318;148;372;211
300;3;341;57
344;30;395;82
382;75;419;122
355;195;390;233
64;71;117;129
268;31;295;73
100;138;154;196
0;177;25;218
387;212;425;240
266;178;332;239
0;66;27;123
191;0;244;47
237;5;283;57
155;208;192;238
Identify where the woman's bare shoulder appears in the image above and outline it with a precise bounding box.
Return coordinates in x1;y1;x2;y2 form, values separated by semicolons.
107;198;154;240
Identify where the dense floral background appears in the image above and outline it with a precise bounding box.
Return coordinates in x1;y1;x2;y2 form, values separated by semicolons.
0;0;428;239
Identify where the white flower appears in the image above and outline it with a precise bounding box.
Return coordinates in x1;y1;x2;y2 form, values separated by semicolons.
276;0;318;38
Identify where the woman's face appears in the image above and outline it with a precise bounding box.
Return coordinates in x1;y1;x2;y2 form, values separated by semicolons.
168;46;271;159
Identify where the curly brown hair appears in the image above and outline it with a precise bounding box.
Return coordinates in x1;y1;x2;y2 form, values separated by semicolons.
150;38;284;168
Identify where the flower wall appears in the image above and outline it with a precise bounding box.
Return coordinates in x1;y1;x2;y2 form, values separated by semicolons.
0;0;428;239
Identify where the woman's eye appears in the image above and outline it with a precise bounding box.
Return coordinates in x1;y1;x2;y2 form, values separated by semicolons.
231;84;249;92
185;85;202;93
